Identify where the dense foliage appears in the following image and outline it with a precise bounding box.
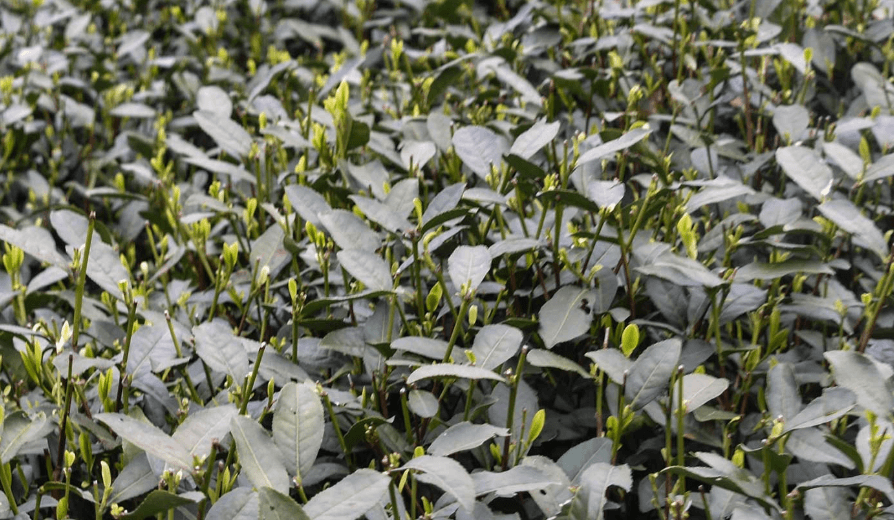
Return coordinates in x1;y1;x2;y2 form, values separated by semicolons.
1;0;894;518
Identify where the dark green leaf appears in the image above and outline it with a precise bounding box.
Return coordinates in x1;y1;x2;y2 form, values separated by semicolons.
120;490;197;520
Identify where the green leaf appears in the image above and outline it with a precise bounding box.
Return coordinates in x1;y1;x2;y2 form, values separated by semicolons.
319;209;380;252
576;127;651;166
526;349;591;378
825;350;894;418
95;413;193;472
818;198;889;260
521;456;573;517
578;463;633;520
406;364;506;385
470;324;522;370
402;455;475;512
427;422;509;457
823;141;863;180
206;488;258;520
400;140;437;170
259;487;311;520
784;387;856;432
625;339;682;410
804;487;850;520
194;109;252;157
408;390;439;418
230;415;290;494
302;468;390;520
735;259;833;282
471;465;561;496
585;349;633;385
772;104;809;141
509;119;560;160
863;152;894;183
337;249;393;292
539;286;595;349
671;373;730;414
587;181;625;211
272;382;324;482
0;225;72;270
120;490;197;520
351;195;412;234
452;126;507;179
558;438;614;483
448;245;491;293
346;118;370;150
251;223;290;277
171;404;238;459
109;454;157;504
620;324;639;357
196;85;233;117
766;362;801;421
283;185;332;227
194;320;249;380
391;337;449;359
0;411;51;464
775;146;833;200
421;182;465;225
110;102;156;119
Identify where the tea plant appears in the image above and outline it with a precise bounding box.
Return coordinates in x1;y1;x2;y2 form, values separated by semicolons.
1;0;894;518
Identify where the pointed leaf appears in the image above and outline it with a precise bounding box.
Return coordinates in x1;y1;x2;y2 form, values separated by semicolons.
206;488;258;520
194;321;249;380
526;349;590;378
539;286;594;349
470;325;522;370
272;382;324;481
824;350;894;417
472;465;561;496
109;454;156;504
95;413;192;472
625;339;682;410
576;127;651;166
120;490;196;520
785;387;856;432
194;110;252;157
0;225;68;269
776;146;833;200
408;390;439;418
427;422;509;457
259;487;311;520
406;364;505;385
818;198;888;260
452;126;507;179
402;455;475;511
172;404;238;459
558;438;614;483
319;210;380;252
448;246;491;293
672;373;730;414
510;120;560;160
303;468;390;520
766;363;801;421
391;337;449;359
0;412;51;464
579;463;633;520
772;104;809;141
337;250;393;292
230;415;290;493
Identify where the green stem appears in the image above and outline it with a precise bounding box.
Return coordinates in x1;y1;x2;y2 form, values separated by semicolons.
442;297;471;363
71;212;96;354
